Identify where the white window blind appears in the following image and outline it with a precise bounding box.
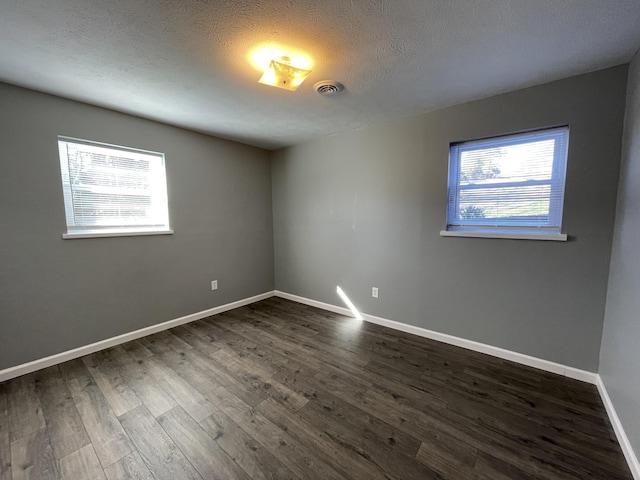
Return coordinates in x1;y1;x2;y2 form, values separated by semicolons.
58;137;171;238
445;126;569;238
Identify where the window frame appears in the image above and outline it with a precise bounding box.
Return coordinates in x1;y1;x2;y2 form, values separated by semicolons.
441;126;569;241
57;136;173;239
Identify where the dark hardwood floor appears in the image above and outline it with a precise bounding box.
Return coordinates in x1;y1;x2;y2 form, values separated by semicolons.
0;297;632;479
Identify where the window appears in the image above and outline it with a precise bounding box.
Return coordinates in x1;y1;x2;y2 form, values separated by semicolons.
58;137;172;239
442;126;569;241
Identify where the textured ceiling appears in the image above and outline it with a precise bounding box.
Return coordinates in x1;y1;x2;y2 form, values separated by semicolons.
1;0;640;150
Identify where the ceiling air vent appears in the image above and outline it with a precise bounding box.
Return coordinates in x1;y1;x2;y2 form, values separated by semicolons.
314;81;344;96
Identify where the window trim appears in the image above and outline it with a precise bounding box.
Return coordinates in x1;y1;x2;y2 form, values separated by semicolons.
62;228;173;240
439;230;567;241
443;126;569;241
58;136;172;239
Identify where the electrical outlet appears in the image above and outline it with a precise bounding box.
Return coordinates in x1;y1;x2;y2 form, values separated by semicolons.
372;287;379;298
211;280;218;291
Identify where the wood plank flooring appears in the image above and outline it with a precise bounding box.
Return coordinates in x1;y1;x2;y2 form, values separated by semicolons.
0;297;633;479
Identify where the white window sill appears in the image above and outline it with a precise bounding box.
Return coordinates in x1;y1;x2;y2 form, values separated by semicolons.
62;229;173;239
440;230;567;241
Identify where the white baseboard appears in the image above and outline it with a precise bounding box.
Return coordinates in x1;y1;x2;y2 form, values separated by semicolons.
274;290;598;384
597;377;640;480
362;311;598;384
0;291;275;383
3;289;595;385
275;291;354;317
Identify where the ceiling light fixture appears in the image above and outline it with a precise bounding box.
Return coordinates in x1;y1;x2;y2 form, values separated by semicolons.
258;56;311;91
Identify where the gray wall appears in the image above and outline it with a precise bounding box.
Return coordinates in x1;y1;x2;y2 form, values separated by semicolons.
0;82;274;370
272;66;628;372
600;53;640;458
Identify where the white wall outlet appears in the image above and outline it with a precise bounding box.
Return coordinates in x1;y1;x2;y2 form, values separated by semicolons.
372;287;379;298
211;280;218;291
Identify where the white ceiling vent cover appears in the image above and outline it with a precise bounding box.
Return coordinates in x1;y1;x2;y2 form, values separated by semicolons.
314;81;344;95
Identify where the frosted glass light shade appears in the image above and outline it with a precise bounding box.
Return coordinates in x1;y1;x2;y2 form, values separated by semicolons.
258;58;311;91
